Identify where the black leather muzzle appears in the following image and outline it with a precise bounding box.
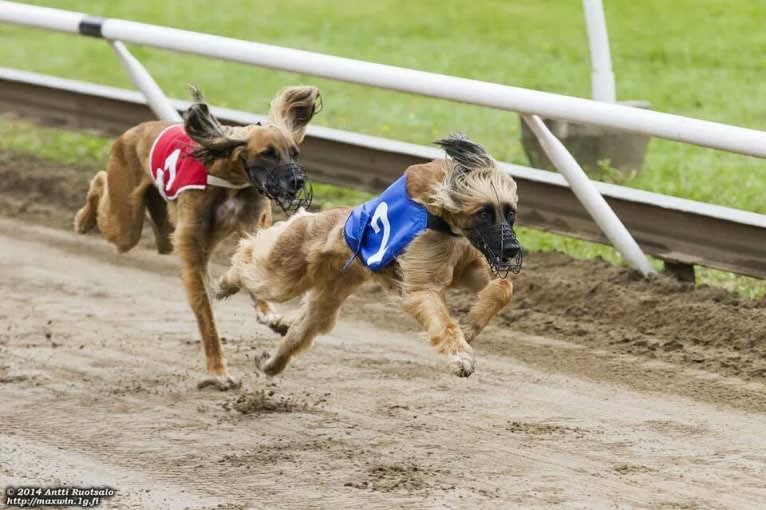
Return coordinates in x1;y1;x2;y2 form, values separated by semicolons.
467;221;523;278
243;159;313;214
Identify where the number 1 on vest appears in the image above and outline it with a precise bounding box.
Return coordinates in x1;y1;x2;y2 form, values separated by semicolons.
163;148;180;192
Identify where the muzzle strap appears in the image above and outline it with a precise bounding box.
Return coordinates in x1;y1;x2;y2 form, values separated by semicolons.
206;175;252;189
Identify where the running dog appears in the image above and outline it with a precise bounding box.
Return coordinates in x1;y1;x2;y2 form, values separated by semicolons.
74;86;321;390
216;134;522;377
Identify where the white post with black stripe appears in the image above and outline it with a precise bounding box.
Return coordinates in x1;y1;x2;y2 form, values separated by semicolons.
80;15;181;123
4;6;181;123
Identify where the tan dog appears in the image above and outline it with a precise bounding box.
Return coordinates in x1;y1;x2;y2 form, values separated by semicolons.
216;134;521;377
74;86;321;389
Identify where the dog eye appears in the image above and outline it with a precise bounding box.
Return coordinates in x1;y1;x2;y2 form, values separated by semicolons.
506;209;516;222
289;147;300;159
478;209;491;221
259;146;277;159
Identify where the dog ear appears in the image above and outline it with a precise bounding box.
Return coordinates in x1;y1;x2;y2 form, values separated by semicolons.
269;86;321;144
434;133;493;173
184;86;247;164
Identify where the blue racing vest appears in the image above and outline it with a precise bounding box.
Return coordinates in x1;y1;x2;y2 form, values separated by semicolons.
344;175;434;271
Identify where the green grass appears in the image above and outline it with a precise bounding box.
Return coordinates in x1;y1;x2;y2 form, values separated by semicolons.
1;1;765;297
2;0;766;213
0;114;111;167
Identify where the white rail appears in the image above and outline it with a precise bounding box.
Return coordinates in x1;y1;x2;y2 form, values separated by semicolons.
4;68;766;278
2;1;764;279
2;0;766;158
523;115;653;275
583;0;616;102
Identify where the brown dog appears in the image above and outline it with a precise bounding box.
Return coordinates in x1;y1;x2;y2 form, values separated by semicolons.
216;134;521;377
74;86;321;389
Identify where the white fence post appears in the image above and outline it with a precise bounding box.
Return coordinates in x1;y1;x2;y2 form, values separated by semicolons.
583;0;616;102
109;40;181;122
522;115;655;276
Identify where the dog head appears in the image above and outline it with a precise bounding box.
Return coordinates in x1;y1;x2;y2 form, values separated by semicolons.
429;134;522;276
183;86;321;213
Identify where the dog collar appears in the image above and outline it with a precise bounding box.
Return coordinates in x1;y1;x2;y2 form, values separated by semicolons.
427;213;459;236
206;175;252;189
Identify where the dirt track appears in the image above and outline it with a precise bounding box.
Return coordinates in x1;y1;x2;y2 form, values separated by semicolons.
1;153;766;509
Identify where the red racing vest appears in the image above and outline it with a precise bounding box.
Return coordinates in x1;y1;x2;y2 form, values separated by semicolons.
148;124;249;200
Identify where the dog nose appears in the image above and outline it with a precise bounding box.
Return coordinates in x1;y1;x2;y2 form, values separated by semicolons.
279;172;304;193
502;240;520;259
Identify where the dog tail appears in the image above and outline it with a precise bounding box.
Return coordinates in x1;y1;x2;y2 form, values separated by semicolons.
434;133;493;172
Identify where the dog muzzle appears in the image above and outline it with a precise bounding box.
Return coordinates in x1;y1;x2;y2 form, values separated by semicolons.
467;221;523;278
244;160;313;214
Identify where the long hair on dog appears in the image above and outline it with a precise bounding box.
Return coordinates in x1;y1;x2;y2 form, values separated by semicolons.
74;85;321;390
218;134;520;377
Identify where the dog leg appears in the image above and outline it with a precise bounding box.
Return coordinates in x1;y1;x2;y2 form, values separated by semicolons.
213;244;289;335
145;186;174;254
215;269;241;300
260;288;349;376
191;265;240;391
74;171;106;234
252;295;306;337
80;141;150;252
402;289;475;377
462;279;513;344
452;257;513;343
253;297;278;325
175;223;240;391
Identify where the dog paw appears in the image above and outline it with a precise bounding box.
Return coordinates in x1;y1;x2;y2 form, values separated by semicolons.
267;321;290;337
261;362;281;377
197;374;242;391
257;352;287;377
462;324;480;345
255;310;290;336
73;208;93;234
449;352;475;378
156;242;173;255
255;308;279;326
214;278;239;301
253;351;270;374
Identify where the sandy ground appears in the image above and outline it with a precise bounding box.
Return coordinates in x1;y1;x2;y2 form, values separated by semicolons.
1;153;766;509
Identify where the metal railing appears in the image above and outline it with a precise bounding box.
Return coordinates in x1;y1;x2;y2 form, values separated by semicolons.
3;1;765;156
1;1;765;279
2;68;766;280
